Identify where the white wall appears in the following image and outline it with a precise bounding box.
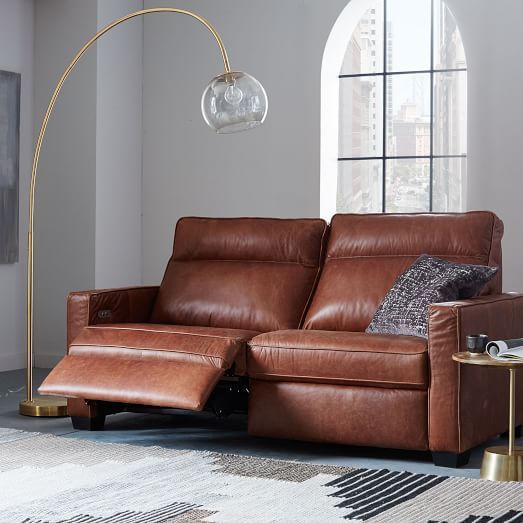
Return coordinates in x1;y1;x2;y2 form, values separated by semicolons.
0;0;34;371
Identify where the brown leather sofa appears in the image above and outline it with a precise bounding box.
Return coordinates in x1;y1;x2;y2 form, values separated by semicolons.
40;212;523;467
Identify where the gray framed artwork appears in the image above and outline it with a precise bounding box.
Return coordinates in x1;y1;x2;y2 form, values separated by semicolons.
0;70;20;264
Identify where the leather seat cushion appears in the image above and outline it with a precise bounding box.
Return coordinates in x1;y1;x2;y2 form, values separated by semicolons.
247;330;428;389
39;356;224;410
69;323;260;370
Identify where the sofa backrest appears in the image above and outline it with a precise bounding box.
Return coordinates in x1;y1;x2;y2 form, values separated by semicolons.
151;217;327;332
303;211;503;332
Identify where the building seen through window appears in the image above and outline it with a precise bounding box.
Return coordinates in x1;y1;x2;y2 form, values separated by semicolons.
337;0;467;213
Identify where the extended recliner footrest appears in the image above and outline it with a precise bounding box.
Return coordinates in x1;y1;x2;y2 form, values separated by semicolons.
39;355;224;411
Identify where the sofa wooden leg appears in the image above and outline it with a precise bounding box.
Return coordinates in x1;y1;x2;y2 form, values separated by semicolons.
432;450;471;468
67;398;106;431
71;415;106;431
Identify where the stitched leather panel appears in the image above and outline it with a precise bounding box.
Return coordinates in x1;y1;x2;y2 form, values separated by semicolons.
39;355;223;411
304;212;503;332
428;293;523;453
248;330;427;388
68;323;259;369
67;287;159;348
40;323;260;409
151;217;327;332
248;380;428;450
172;216;326;265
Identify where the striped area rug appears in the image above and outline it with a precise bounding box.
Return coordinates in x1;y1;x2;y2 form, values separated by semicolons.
0;428;522;522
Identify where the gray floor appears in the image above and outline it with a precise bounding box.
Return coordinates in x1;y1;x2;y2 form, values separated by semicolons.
2;368;521;479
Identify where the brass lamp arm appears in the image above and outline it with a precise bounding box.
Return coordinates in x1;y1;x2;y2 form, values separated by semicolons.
24;8;231;408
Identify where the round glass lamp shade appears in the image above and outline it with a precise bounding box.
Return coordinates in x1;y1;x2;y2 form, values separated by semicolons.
201;71;268;134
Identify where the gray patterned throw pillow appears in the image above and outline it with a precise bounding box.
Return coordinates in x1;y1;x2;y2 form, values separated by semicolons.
366;255;497;338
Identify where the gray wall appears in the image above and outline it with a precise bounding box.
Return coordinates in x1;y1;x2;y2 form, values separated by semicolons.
33;0;143;367
3;0;521;371
0;0;33;371
142;0;347;281
96;0;143;290
142;0;523;292
33;0;98;367
446;0;523;292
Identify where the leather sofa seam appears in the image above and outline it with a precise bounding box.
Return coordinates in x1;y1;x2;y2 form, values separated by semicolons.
299;223;329;328
249;372;426;387
178;216;326;223
486;213;495;267
70;343;230;364
456;306;463;453
248;343;427;356
171;258;319;268
326;253;487;262
71;286;159;299
84;325;254;342
331;210;491;219
433;293;521;309
67;293;90;353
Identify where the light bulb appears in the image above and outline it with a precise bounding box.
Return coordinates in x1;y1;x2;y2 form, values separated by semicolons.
202;71;268;133
224;83;243;105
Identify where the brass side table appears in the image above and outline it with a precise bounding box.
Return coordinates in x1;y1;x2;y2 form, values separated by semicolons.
452;352;523;481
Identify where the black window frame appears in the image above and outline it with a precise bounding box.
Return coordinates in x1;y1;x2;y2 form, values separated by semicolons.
337;0;467;213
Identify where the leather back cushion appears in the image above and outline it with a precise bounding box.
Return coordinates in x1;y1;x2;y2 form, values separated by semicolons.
304;212;503;332
151;217;327;332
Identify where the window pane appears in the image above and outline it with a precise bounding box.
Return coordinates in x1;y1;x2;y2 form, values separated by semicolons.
433;70;467;155
385;159;430;212
337;160;383;212
433;1;466;70
387;73;430;156
433;157;466;212
386;0;431;72
339;76;384;158
340;1;383;75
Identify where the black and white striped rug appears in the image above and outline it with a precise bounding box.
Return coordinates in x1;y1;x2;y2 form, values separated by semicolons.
0;428;521;522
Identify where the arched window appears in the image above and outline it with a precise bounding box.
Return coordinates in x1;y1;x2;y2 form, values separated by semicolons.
321;0;466;217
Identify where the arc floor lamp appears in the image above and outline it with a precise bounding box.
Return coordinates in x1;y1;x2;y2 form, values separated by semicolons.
19;7;268;417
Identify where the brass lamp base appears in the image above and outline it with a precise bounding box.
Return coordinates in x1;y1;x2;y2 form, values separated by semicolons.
19;397;68;417
480;446;523;482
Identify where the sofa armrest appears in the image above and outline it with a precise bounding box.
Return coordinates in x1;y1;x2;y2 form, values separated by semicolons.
67;286;159;348
428;292;523;453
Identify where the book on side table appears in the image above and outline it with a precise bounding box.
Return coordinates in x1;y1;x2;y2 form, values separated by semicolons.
486;338;523;361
